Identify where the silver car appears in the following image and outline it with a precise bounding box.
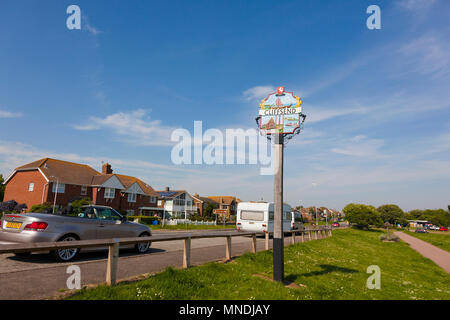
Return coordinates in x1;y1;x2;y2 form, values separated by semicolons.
0;205;152;261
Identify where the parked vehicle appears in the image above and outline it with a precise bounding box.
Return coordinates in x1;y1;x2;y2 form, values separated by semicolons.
415;228;428;233
332;222;340;227
429;225;440;231
236;202;301;233
291;211;305;230
439;226;449;231
0;205;152;261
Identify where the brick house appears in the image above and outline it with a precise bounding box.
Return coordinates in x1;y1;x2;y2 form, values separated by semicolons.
206;196;240;219
191;194;219;216
2;158;159;215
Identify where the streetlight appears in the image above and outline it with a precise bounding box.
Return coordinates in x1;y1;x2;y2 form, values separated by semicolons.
51;176;59;214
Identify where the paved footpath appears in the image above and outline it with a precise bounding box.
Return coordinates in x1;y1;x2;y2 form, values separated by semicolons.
394;231;450;273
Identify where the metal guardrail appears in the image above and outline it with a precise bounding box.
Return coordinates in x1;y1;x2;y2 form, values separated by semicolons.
0;226;333;286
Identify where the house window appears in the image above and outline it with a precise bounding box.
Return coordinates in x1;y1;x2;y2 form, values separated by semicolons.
150;196;156;203
128;193;137;203
81;186;87;196
104;188;115;199
28;183;34;192
52;183;65;194
157;200;162;206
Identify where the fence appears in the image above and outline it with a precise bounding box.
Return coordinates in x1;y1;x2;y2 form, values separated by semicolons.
0;226;333;286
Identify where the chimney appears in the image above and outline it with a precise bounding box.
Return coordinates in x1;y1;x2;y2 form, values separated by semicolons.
165;187;170;192
102;163;113;175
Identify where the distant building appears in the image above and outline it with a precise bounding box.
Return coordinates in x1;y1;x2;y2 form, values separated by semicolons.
207;196;240;219
191;194;219;216
156;187;195;219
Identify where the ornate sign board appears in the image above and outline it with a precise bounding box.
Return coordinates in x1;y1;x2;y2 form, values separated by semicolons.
259;86;303;135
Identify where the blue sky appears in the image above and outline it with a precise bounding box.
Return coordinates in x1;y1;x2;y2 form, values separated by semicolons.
1;0;449;211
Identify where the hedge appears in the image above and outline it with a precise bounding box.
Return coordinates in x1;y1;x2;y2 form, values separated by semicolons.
128;216;161;224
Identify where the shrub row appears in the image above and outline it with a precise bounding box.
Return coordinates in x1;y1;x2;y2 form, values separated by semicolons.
127;216;161;224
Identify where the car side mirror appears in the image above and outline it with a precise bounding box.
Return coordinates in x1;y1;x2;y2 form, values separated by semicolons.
121;216;127;222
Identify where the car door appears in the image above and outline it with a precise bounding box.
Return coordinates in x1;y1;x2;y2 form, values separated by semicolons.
94;207;126;239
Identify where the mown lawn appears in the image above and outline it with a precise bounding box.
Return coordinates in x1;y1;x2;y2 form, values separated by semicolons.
405;231;450;252
68;228;450;300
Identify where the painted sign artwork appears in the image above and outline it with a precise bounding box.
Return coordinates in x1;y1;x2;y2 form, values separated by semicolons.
259;87;303;135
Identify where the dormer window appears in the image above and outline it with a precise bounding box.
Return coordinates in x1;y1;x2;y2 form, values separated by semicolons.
128;193;137;203
104;188;115;199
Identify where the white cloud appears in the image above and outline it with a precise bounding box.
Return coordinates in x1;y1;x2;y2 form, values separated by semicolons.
85;23;102;36
398;34;450;78
398;0;437;11
73;109;177;146
243;86;275;101
306;105;369;123
331;135;385;158
0;109;22;118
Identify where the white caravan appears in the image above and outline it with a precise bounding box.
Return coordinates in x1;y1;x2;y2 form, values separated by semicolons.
236;202;302;233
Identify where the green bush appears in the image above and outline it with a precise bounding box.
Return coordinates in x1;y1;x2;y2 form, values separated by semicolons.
70;198;92;214
128;216;161;224
29;203;53;213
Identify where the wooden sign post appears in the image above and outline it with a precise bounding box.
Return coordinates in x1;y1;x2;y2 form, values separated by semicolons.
273;132;284;282
256;86;306;283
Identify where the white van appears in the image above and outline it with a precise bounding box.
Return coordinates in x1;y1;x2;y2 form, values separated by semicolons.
237;202;302;233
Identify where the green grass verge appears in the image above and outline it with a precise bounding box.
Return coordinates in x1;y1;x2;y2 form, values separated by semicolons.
67;228;450;300
148;224;236;230
404;231;450;252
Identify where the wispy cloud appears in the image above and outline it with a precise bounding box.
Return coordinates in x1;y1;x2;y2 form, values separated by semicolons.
73;109;176;146
397;0;438;11
85;23;102;36
0;109;23;118
306;105;369;124
331;135;385;158
243;86;275;101
397;33;450;78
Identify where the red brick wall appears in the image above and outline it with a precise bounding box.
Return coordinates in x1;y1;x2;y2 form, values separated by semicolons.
3;170;49;210
45;183;93;206
92;187;121;210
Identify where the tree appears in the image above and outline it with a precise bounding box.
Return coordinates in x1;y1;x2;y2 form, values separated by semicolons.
204;202;218;219
406;209;424;220
377;204;405;225
0;174;5;202
343;203;383;230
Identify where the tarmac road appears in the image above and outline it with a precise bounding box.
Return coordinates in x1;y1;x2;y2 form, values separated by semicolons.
0;229;310;300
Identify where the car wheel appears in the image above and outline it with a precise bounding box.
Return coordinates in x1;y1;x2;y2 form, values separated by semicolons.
135;232;151;253
52;234;80;262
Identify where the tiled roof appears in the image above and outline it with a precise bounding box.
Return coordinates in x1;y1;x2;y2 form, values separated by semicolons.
207;196;238;205
192;194;219;205
13;158;158;196
16;158;100;186
115;174;158;196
